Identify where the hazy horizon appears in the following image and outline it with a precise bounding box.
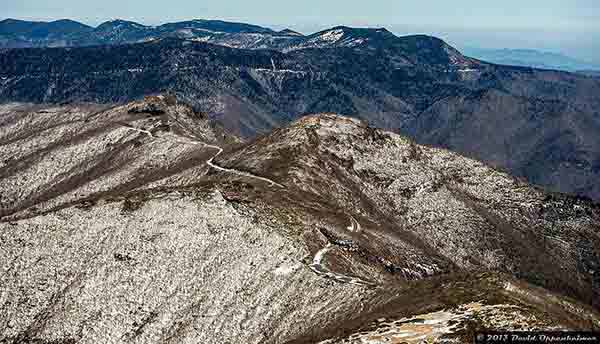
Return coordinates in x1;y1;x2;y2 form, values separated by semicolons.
3;0;599;64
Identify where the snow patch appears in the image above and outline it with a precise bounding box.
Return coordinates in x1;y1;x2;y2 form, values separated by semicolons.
316;29;345;43
191;36;212;43
176;29;194;37
312;243;333;266
319;303;527;344
274;262;301;275
252;68;307;75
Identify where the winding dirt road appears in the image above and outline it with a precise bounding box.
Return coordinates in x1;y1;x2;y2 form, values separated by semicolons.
201;142;285;188
123;125;154;138
347;215;362;233
125;123;375;286
309;217;374;286
123;124;284;188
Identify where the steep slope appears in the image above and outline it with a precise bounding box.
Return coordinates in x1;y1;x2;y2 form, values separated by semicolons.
1;101;599;343
404;68;600;200
0;38;298;136
297;273;600;343
217;114;600;304
0;95;238;219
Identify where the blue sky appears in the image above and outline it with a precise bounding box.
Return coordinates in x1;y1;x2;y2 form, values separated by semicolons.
3;0;600;63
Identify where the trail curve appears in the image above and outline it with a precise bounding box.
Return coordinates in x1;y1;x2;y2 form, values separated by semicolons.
309;217;374;287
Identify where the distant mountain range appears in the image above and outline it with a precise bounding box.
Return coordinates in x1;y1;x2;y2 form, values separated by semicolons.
578;70;600;77
463;46;600;72
3;17;599;73
0;18;303;49
2;18;600;204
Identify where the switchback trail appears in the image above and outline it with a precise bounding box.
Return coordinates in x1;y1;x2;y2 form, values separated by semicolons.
122;123;284;188
347;215;362;233
309;217;375;287
200;142;285;188
125;123;377;285
122;125;154;138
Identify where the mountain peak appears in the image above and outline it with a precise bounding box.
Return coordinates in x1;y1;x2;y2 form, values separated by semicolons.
330;25;391;33
279;28;303;36
96;19;150;30
179;18;276;34
50;18;87;25
93;19;152;42
0;18;24;24
295;26;476;67
317;26;395;38
48;19;93;31
297;26;396;50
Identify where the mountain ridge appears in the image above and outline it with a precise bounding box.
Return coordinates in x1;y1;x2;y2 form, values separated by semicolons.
3;18;597;74
0;17;475;58
0;18;295;48
0;98;599;343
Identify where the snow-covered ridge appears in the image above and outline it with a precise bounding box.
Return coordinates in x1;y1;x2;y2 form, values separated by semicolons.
101;19;152;30
284;27;383;51
316;29;345;43
279;26;410;52
0;18;477;67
